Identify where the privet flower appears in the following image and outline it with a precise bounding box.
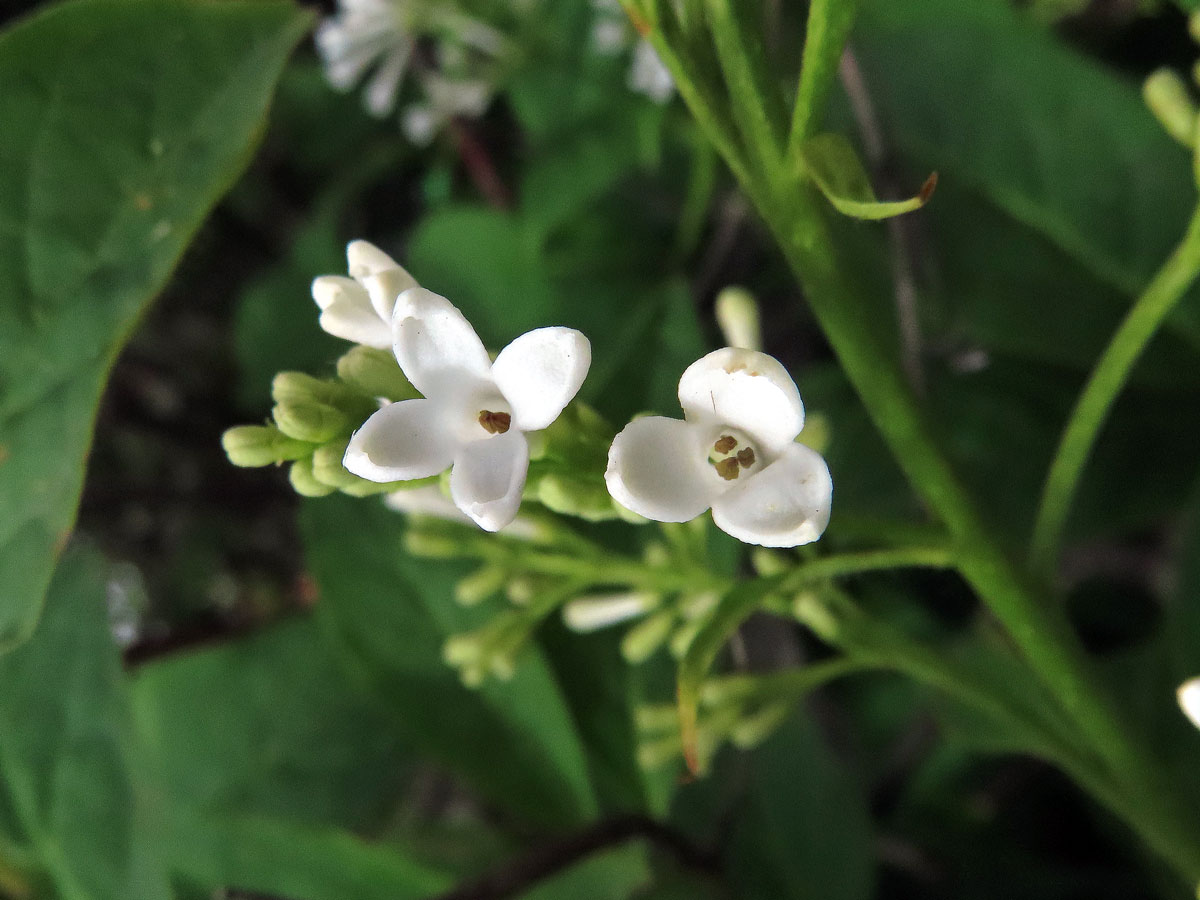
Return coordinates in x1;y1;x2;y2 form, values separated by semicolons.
312;240;418;348
590;0;675;104
344;288;591;531
605;348;832;548
316;0;504;130
1178;676;1200;730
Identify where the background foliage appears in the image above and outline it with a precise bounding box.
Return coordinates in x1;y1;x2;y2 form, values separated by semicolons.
3;0;1200;898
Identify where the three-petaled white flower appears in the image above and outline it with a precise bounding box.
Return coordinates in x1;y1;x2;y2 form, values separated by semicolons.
312;240;419;348
605;348;832;548
344;289;591;531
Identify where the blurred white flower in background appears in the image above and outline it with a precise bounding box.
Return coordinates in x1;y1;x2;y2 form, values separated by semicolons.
315;0;507;138
590;0;675;104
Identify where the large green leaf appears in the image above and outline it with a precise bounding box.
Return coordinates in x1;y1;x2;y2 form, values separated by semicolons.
130;617;412;832
725;712;874;900
0;0;312;650
301;494;600;828
854;0;1200;371
0;547;171;900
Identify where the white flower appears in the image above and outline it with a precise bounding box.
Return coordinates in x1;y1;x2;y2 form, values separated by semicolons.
345;289;591;531
311;240;420;349
1178;677;1200;730
628;40;674;104
401;74;492;145
316;0;506;126
605;348;832;548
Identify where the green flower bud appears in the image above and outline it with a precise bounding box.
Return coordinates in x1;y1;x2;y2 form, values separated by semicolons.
289;457;336;497
621;610;676;663
535;402;614;468
715;286;762;351
310;439;360;490
336;346;420;402
273;400;352;444
534;472;622;521
221;424;313;467
455;565;508;606
669;617;706;659
637;735;683;770
635;704;682;735
1144;69;1197;148
751;547;791;577
274;371;375;412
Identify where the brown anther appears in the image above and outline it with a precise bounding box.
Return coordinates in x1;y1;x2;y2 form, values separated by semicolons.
714;458;741;481
713;435;737;454
478;410;511;434
737;447;756;468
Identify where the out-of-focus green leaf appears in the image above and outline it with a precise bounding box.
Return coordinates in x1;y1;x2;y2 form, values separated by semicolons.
130;617;411;831
0;547;171;900
0;0;312;651
857;0;1194;304
802;132;935;220
301;494;599;827
169;815;451;900
726;711;874;900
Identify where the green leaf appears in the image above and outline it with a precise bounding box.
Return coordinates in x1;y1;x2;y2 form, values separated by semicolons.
169;815;451;900
0;0;312;651
130;618;412;831
726;712;874;900
301;494;599;827
801;132;936;220
0;546;171;900
854;0;1200;341
516;843;652;900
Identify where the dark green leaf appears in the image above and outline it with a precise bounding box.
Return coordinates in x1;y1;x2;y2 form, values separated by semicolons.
0;546;171;900
301;494;599;827
0;0;312;650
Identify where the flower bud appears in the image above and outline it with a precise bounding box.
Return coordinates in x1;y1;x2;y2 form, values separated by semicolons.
751;547;790;576
273;400;352;444
272;371;375;414
310;439;360;490
796;412;831;454
621;610;676;663
1144;69;1197;148
403;529;462;558
336;346;420;402
635;704;682;734
1177;676;1200;730
221;424;313;467
715;286;762;351
563;591;660;632
289;457;336;497
455;565;508;606
729;702;791;749
535;472;622;521
669;617;706;659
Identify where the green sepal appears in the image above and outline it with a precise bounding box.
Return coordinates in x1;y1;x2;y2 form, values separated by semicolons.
335;346;421;402
801;132;936;220
221;424;314;468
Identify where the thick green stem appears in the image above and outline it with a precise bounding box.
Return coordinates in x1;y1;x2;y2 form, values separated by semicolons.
1030;207;1200;576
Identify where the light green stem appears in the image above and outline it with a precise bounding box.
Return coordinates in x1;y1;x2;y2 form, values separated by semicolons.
1030;207;1200;576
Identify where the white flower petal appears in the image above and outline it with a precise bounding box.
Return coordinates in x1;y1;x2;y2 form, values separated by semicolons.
393;288;493;399
563;591;659;632
450;431;530;531
344;398;457;481
311;275;363;311
318;293;392;348
492;327;591;432
711;442;832;548
1178;677;1200;730
363;43;411;118
605;416;718;522
363;267;420;323
347;239;400;280
629;40;675;104
678;347;805;454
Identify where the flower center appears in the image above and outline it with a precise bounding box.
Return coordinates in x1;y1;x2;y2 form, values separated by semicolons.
708;432;758;481
478;410;511;435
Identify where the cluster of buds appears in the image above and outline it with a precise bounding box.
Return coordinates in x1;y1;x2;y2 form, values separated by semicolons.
222;349;424;497
1143;13;1200;157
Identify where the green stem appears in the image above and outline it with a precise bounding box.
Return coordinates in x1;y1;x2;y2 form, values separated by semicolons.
1030;206;1200;576
776;545;954;593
